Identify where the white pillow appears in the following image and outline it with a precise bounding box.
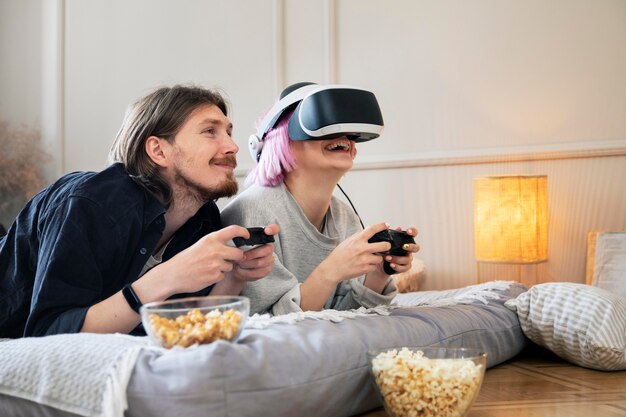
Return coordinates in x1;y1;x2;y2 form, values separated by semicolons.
586;231;626;298
505;282;626;371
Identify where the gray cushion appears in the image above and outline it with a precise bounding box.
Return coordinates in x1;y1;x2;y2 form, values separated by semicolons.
0;283;527;417
126;284;527;417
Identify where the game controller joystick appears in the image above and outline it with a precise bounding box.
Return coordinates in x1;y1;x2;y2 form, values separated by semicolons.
233;227;275;248
368;229;416;275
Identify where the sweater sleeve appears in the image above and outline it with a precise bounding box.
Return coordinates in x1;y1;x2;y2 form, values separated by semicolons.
326;276;397;310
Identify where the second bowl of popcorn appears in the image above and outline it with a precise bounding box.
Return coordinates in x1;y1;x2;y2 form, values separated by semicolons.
368;346;487;417
140;296;249;349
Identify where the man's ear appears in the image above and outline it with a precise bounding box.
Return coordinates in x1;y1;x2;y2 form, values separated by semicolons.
145;136;169;167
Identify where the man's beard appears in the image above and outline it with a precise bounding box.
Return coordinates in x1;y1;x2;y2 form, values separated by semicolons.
173;167;239;205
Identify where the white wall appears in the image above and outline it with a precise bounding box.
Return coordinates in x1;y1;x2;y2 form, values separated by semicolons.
338;155;626;290
0;0;42;127
338;0;626;157
1;0;625;289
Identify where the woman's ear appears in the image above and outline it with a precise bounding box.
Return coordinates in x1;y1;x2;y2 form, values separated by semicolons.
145;136;169;167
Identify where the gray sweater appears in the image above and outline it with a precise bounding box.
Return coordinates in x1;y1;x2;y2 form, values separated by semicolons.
221;183;396;315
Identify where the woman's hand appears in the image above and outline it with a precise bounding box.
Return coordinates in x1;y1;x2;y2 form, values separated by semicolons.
300;222;391;311
365;227;420;292
382;227;420;274
138;225;252;300
316;222;392;284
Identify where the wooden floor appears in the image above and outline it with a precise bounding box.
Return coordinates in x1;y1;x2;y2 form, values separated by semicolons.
361;345;626;417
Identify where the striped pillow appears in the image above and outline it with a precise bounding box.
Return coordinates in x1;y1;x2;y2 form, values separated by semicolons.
505;282;626;371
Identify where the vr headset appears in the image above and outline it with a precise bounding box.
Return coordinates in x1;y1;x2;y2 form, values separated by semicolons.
248;82;384;162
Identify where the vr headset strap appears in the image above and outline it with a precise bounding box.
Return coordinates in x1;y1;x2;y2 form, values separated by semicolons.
255;84;320;140
248;84;319;162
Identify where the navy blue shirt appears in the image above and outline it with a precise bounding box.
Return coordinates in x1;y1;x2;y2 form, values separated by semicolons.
0;163;222;338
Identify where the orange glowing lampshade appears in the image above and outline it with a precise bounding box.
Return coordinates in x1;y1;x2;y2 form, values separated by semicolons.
474;175;548;263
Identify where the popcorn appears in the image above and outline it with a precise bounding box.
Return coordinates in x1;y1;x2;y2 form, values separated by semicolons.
148;308;243;348
371;348;483;417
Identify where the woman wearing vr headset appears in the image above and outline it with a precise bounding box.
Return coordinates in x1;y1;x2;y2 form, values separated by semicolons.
222;82;419;315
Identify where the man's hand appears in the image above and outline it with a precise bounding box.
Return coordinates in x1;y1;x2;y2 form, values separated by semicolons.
231;224;279;282
145;225;252;298
210;224;280;296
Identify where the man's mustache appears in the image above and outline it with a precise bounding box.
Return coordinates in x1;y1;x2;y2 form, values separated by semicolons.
211;155;237;169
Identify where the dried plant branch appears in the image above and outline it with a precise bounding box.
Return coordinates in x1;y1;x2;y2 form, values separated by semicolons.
0;120;50;206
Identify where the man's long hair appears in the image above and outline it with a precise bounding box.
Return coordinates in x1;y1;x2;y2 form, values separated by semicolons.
108;85;228;208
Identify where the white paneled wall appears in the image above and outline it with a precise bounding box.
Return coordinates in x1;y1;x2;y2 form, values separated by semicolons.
1;0;625;290
339;155;626;290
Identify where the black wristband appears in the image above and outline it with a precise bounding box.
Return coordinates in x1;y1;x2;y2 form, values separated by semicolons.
122;283;143;314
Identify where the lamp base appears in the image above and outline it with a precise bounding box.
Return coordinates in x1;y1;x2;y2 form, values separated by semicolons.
476;262;540;288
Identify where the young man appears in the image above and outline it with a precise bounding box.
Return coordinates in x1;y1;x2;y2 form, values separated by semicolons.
0;85;278;338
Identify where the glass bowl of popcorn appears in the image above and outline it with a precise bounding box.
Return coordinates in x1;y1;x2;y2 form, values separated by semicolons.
140;296;249;349
368;346;487;417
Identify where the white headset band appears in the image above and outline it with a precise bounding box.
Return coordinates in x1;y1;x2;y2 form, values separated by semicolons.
255;84;320;139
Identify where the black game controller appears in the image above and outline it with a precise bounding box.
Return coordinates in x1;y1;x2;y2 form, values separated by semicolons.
368;229;416;275
233;227;275;248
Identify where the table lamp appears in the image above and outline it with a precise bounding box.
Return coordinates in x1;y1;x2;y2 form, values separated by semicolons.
474;175;548;285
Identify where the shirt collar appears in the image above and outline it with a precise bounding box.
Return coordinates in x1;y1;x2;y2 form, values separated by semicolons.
142;191;167;229
110;163;220;232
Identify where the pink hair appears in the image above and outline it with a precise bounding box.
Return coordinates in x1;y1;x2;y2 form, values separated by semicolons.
245;109;297;187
